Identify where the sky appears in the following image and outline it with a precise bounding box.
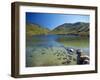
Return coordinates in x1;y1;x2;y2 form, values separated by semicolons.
26;12;90;30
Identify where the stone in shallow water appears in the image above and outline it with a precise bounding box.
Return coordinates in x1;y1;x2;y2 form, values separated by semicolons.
26;46;77;67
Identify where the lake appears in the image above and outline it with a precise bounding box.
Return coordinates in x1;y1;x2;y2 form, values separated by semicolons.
26;34;89;67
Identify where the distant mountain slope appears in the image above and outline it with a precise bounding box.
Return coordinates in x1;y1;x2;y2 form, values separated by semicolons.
26;23;49;36
50;22;89;36
26;22;89;36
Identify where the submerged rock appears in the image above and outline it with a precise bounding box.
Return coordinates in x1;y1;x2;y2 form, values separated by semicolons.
26;46;90;67
76;49;90;64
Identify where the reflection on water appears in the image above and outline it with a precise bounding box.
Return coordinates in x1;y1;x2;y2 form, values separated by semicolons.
26;34;89;67
27;34;89;55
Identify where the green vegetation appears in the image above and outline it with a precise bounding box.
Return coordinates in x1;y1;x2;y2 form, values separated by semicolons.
26;23;49;36
26;22;89;36
50;22;89;36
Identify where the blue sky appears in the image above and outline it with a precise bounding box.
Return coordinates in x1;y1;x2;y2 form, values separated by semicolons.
26;12;90;30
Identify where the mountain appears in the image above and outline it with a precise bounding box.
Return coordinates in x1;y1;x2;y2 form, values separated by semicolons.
50;22;89;36
26;22;89;36
26;23;49;36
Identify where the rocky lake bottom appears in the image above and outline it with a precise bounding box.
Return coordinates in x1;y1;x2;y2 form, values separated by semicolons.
26;34;89;67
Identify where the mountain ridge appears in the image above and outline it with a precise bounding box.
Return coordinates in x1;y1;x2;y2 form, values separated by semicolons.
50;22;89;36
26;23;50;36
26;22;89;36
